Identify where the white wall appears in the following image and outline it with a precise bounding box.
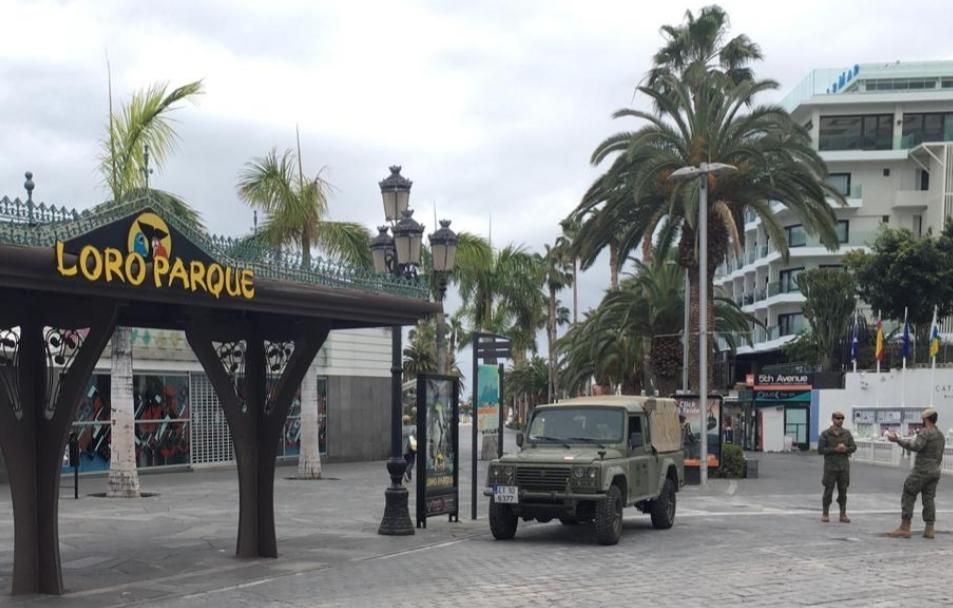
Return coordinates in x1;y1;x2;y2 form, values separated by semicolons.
761;406;786;452
317;327;392;378
817;368;953;439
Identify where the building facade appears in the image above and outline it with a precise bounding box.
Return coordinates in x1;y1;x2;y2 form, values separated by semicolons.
62;326;394;475
717;60;953;368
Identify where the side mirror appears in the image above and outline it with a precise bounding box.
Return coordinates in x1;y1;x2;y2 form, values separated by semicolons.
516;433;524;448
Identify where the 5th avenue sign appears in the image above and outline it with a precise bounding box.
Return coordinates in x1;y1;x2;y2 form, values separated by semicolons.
754;372;813;390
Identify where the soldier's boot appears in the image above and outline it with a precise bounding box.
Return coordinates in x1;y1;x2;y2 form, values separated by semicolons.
821;510;830;523
886;519;912;538
923;524;935;539
839;510;851;524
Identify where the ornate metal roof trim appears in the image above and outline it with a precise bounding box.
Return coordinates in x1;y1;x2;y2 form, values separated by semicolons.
0;191;429;300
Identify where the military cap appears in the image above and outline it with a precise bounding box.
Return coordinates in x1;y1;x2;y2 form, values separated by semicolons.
921;407;938;419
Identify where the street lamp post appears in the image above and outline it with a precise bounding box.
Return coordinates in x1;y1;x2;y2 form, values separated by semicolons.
374;166;421;536
669;162;737;486
373;166;458;535
428;219;459;374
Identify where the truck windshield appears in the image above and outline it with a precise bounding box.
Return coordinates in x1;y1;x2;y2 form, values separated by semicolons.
527;407;624;444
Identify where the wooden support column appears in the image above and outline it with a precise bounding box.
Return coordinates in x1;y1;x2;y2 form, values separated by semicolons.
186;316;330;558
0;304;118;595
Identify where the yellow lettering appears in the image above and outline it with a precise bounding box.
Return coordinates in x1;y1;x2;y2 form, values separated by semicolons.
103;248;124;283
168;258;191;290
125;253;146;286
55;241;77;277
206;264;225;299
225;267;242;298
240;269;255;299
189;261;208;293
153;256;170;288
79;246;103;281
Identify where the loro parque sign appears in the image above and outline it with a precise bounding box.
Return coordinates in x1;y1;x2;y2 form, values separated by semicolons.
55;211;255;300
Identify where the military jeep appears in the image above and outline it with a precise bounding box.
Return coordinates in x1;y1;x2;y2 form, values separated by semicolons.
484;396;684;545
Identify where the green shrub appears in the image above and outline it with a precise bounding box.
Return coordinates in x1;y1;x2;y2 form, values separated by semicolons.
717;444;746;479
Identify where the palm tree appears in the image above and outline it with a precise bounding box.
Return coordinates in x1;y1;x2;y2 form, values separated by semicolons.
574;72;842;391
559;255;759;397
455;243;544;363
646;5;763;103
98;79;204;498
538;243;573;402
556;218;581;325
403;320;437;381
237;138;372;480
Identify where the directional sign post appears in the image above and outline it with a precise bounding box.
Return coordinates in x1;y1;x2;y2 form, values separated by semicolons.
471;333;511;520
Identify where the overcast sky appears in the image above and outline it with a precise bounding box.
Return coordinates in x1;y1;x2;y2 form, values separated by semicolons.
3;0;953;336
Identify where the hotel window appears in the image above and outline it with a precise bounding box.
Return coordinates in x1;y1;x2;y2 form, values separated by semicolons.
778;313;805;336
826;173;851;196
785;224;807;248
836;220;849;244
779;268;804;293
919;170;930;191
902;112;953;147
819;114;892;151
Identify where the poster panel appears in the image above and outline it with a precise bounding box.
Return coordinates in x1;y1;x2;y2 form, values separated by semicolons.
416;374;459;528
674;394;722;468
477;364;500;434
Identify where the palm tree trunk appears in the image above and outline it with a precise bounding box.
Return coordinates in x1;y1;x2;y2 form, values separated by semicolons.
297;364;322;479
572;258;578;325
609;240;619;290
547;286;557;403
107;327;141;497
301;231;312;269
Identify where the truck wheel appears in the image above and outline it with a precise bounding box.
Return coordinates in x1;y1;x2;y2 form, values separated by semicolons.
489;500;518;540
650;478;676;530
594;485;623;545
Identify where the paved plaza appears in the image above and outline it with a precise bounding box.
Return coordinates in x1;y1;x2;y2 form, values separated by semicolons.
1;429;951;607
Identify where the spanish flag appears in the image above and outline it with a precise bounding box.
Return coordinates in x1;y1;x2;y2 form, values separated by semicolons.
929;305;941;359
875;319;885;362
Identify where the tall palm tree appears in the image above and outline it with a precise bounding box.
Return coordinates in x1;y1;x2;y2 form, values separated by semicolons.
646;5;763;103
556;218;581;325
573;73;842;390
538;243;573;402
98;79;204;498
237;139;372;480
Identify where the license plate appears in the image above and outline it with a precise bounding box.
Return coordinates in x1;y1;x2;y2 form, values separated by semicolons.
493;485;518;504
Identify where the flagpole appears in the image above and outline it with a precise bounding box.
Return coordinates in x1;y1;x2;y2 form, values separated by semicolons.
930;305;938;407
851;310;858;373
901;306;908;408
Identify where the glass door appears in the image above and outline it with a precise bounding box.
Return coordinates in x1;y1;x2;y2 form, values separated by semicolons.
784;406;809;451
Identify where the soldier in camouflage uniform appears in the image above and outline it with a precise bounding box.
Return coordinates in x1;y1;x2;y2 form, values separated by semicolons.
818;411;857;523
886;407;945;539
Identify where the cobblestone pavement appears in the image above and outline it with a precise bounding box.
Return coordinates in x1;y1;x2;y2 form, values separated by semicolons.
1;429;951;607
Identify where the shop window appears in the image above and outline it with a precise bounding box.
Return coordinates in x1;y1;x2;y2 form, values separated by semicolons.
134;374;191;467
64;374;112;473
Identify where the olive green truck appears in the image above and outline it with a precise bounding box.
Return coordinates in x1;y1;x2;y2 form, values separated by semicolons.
485;396;685;545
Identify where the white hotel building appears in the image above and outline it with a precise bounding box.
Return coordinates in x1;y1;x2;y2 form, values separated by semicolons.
718;60;953;367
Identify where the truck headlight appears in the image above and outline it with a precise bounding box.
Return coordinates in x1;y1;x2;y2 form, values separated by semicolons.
501;466;515;484
572;467;597;485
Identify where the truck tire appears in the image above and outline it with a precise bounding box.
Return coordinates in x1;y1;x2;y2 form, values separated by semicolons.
650;477;676;530
489;499;518;540
594;484;623;545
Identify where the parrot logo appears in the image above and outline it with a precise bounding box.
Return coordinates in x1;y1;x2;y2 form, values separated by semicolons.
127;212;172;261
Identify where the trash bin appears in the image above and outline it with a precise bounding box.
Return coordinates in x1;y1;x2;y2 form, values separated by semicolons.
783;435;794;452
745;459;759;479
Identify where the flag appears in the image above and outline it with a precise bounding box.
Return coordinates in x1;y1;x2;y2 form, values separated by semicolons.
874;319;885;362
902;308;912;360
929;306;941;359
849;312;859;363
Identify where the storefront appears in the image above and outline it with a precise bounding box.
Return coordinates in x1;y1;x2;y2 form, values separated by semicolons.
63;370;330;474
749;371;814;452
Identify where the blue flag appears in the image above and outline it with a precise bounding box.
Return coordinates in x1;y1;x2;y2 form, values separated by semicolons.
902;317;912;359
849;315;859;362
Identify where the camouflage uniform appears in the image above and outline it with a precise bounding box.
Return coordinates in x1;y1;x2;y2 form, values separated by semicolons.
896;427;946;524
818;426;856;514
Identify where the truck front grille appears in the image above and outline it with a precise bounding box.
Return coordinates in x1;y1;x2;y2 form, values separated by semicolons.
516;467;571;492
